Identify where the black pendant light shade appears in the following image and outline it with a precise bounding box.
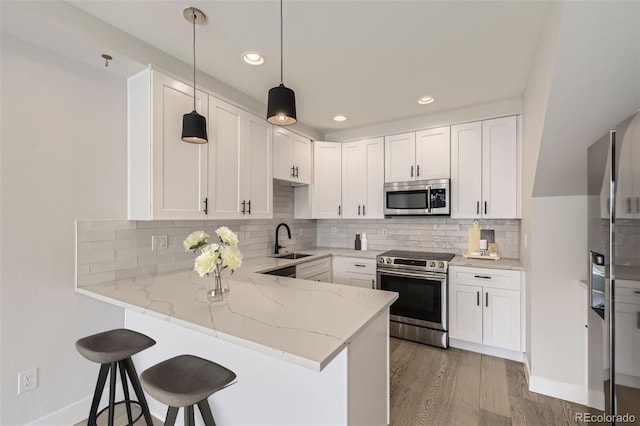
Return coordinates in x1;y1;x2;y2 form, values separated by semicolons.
182;110;208;144
267;84;297;125
182;7;208;144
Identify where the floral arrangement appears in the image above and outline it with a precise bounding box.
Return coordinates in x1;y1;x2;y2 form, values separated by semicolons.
183;227;243;277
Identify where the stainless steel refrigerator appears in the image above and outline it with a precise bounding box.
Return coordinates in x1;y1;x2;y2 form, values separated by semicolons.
588;110;640;423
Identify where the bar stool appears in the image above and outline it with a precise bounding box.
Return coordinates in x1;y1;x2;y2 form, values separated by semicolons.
76;328;156;426
140;355;236;426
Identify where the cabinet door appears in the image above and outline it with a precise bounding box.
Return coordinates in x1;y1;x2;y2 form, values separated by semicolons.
208;98;243;218
342;141;366;218
449;283;483;344
384;132;416;183
293;135;312;184
483;287;521;351
615;302;640;378
343;272;376;289
451;121;482;218
482;116;518;218
313;142;342;218
415;126;450;180
151;72;208;219
243;113;272;218
273;127;294;181
363;138;385;219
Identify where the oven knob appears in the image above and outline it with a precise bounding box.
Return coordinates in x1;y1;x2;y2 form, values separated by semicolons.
378;258;384;263
430;261;436;267
438;262;445;269
386;258;392;264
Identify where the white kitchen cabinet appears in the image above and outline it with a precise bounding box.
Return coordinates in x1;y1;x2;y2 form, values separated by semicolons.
296;256;332;282
208;99;272;219
342;138;384;219
332;257;377;289
449;265;522;354
311;142;342;218
128;68;208;220
273;127;311;185
384;127;450;183
451;116;519;219
615;282;640;378
616;115;640;218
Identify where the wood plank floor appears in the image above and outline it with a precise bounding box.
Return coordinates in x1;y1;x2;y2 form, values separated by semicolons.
389;338;599;426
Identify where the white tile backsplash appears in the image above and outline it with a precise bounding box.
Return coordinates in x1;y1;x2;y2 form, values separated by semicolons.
77;182;521;286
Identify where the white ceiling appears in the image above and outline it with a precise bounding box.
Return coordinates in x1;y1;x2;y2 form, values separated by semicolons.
62;0;549;134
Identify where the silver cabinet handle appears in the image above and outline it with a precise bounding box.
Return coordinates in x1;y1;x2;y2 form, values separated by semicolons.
474;275;492;279
358;205;361;215
338;205;341;216
290;166;295;178
417;164;420;177
484;201;488;215
203;198;208;215
485;292;489;307
295;166;299;178
410;165;414;178
477;291;480;306
241;200;246;215
477;201;480;215
247;200;251;215
363;205;366;216
354;264;366;268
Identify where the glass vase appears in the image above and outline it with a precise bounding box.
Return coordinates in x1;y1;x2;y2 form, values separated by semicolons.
205;272;229;303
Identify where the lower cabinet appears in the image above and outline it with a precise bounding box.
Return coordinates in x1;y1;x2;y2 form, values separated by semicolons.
449;266;522;353
296;257;332;283
332;257;377;289
615;281;640;378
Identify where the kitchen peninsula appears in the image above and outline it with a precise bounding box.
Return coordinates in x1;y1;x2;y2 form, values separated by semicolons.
76;250;398;425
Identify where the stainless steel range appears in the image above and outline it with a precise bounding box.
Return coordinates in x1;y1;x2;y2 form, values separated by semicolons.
376;250;455;348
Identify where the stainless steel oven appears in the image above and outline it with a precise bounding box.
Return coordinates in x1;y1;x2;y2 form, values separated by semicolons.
376;250;454;348
384;179;450;216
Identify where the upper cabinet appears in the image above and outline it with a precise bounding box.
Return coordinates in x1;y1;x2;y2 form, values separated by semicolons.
451;116;520;219
616;114;640;218
273;127;311;185
128;69;208;220
127;68;272;220
208;98;272;219
342;138;384;219
384;127;450;183
311;142;342;218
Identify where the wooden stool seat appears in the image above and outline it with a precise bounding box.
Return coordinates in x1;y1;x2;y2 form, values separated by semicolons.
141;355;236;426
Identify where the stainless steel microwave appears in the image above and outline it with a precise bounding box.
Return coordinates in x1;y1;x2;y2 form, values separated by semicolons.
384;179;450;216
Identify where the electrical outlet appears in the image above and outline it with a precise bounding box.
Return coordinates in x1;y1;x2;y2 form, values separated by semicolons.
382;228;388;237
18;368;38;394
331;227;338;235
152;235;168;251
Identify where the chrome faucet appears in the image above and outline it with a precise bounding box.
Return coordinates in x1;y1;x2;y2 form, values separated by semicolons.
274;223;292;254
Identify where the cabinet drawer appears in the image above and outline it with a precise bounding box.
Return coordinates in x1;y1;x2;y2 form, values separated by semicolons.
296;256;331;279
333;256;377;275
617;285;640;305
449;266;521;291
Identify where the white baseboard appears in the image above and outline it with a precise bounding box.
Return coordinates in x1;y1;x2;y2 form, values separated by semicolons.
26;396;92;426
449;338;524;362
523;353;531;385
528;374;589;406
588;389;606;411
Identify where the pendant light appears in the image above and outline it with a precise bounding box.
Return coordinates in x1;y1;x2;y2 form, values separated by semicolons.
182;7;208;144
267;0;297;125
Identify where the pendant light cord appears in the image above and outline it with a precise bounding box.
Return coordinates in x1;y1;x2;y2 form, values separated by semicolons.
280;0;284;84
192;10;197;111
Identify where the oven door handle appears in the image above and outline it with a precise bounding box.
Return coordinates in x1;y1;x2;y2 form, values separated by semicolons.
377;268;446;281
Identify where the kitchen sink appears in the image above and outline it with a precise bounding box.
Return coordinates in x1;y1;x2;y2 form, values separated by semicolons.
274;253;313;260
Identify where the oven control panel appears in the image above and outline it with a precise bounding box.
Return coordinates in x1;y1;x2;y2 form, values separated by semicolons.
376;255;449;273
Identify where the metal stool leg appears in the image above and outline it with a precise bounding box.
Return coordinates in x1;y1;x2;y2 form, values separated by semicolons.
88;364;110;426
197;399;216;426
118;361;134;425
108;363;117;426
122;357;153;426
165;406;179;426
184;405;195;426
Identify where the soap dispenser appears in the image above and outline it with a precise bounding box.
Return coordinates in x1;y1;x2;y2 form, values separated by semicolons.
361;233;368;251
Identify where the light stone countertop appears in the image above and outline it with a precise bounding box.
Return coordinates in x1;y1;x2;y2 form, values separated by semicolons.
450;255;524;271
76;248;397;372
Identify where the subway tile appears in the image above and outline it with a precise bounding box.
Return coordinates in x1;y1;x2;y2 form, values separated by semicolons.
90;258;138;274
77;250;115;265
78;271;115;286
115;265;158;280
77;230;116;242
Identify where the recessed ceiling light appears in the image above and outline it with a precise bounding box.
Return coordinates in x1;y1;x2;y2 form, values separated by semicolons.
242;52;265;65
333;115;347;122
418;96;434;105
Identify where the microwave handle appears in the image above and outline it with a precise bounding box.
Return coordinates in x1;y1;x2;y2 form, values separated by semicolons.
427;185;432;212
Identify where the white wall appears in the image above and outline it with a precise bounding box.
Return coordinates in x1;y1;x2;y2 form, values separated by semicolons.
529;196;588;402
0;35;126;425
521;1;563;371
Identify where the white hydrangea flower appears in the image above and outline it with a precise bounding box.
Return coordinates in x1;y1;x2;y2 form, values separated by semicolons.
221;244;243;271
215;226;239;246
183;230;209;251
194;247;219;277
